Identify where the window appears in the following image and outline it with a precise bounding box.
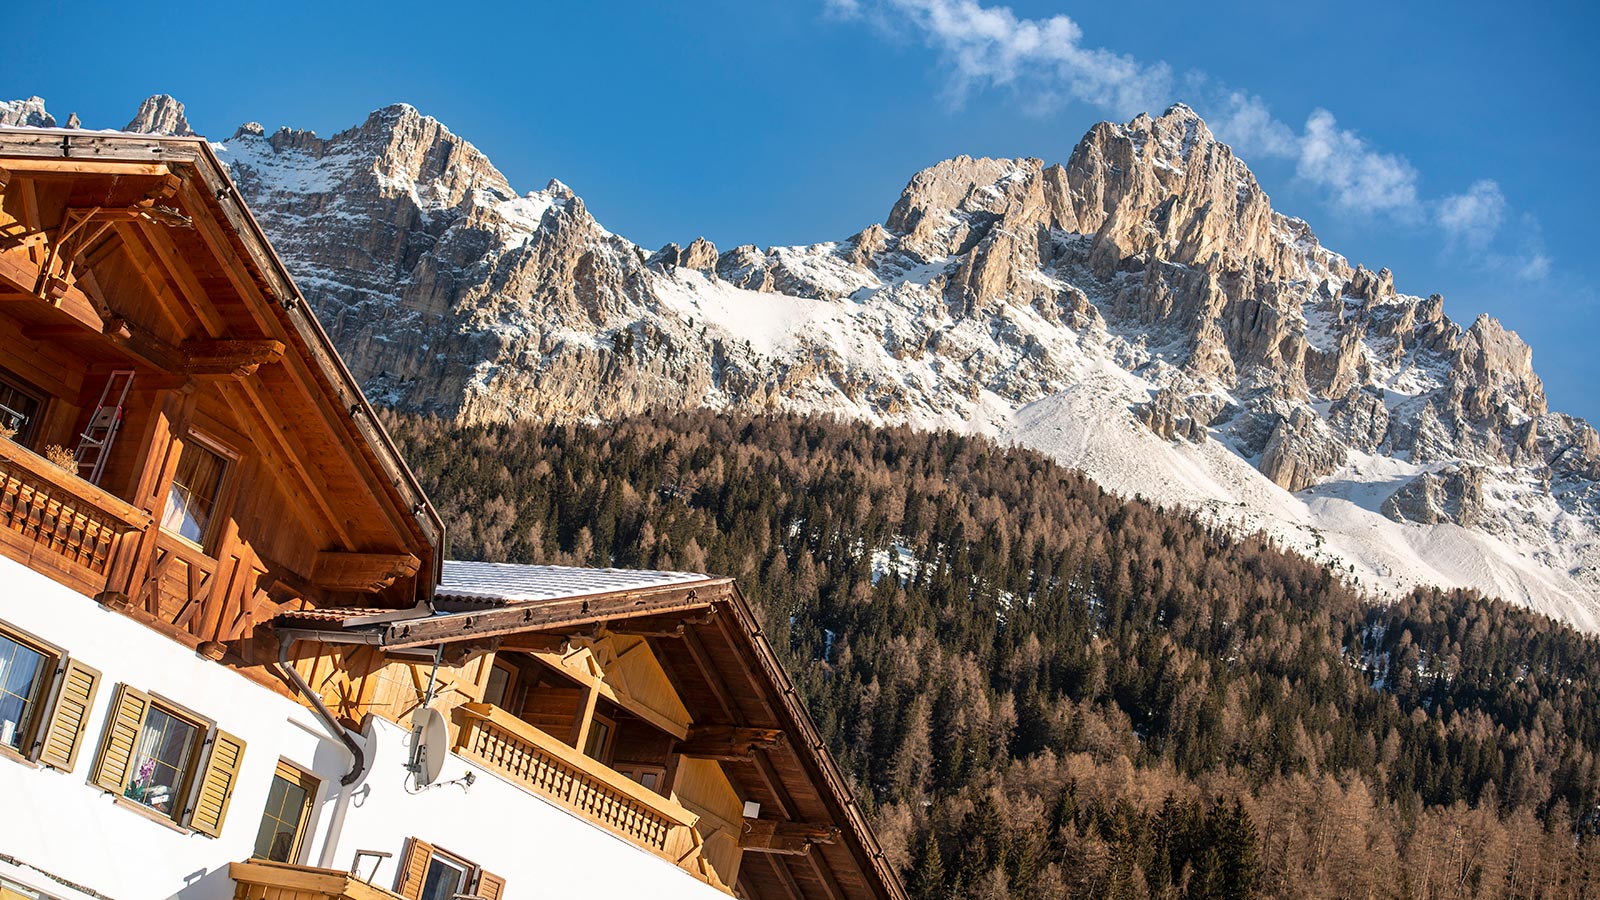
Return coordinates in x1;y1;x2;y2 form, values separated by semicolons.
420;854;470;900
583;711;615;763
0;621;99;772
160;438;229;546
397;839;506;900
482;659;516;709
253;762;319;863
0;372;42;447
0;630;49;753
124;702;202;817
91;685;246;834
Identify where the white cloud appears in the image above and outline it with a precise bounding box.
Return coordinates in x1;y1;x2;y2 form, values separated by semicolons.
832;0;1170;118
1437;179;1507;249
832;0;1552;278
1295;109;1420;217
1209;91;1298;160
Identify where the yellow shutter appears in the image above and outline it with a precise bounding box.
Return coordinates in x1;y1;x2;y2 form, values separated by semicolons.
37;658;100;771
395;838;435;900
474;871;507;900
188;728;245;837
91;684;150;793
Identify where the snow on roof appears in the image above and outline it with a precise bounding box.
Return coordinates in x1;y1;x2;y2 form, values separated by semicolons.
438;560;711;605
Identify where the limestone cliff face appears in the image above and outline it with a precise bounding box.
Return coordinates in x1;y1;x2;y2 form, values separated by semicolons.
0;97;57;128
125;95;194;136
13;93;1595;625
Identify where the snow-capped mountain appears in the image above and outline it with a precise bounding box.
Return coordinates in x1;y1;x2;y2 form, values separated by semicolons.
12;95;1599;629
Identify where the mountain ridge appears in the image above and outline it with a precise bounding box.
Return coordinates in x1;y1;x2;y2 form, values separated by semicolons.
7;94;1598;630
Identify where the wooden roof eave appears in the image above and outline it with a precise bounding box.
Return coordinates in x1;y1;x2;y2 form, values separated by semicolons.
273;577;736;648
0;127;446;593
715;585;910;900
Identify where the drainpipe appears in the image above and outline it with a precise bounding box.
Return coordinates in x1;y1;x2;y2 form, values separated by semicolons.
276;632;368;786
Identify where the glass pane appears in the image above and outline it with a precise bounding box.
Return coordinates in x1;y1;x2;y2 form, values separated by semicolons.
0;379;39;443
252;772;313;862
161;442;227;544
0;634;45;751
584;718;611;760
125;706;199;817
484;665;510;708
420;857;468;900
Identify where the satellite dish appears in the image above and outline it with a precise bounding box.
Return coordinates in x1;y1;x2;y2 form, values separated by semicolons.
412;707;448;786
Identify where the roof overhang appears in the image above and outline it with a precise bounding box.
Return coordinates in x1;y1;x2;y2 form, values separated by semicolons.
0;126;445;592
270;564;908;900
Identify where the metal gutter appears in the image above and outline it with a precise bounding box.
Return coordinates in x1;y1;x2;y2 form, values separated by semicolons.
275;633;368;786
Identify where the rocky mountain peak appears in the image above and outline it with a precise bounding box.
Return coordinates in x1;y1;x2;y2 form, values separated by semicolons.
0;96;56;128
9;94;1597;628
125;94;195;136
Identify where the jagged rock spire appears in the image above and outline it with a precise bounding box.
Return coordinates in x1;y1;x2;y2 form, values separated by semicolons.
125;95;195;136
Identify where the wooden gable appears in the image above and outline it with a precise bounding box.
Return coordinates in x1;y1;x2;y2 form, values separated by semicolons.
0;130;442;680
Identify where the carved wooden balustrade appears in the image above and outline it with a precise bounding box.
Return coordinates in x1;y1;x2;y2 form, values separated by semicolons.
453;703;724;887
0;437;150;598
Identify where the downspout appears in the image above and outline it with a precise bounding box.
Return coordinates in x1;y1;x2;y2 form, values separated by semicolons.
276;632;368;786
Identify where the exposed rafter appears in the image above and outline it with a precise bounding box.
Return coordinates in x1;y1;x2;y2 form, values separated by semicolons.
740;820;840;856
677;725;786;762
309;550;421;593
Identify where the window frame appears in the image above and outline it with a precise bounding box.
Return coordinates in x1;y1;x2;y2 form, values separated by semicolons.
159;430;238;553
0;368;47;449
482;658;519;710
583;710;617;764
251;760;321;864
0;621;63;764
121;693;209;823
399;839;504;900
419;847;474;900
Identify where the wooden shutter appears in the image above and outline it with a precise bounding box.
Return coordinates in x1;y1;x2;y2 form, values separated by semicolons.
395;838;435;900
37;658;100;771
91;684;150;792
187;728;245;837
474;871;507;900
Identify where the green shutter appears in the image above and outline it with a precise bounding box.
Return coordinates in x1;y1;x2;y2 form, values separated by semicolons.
37;658;100;771
91;684;149;793
188;728;245;837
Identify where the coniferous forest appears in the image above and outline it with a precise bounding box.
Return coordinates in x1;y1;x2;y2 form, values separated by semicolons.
385;410;1600;900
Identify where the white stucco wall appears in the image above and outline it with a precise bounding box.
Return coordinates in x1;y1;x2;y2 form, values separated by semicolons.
0;556;352;900
0;556;730;900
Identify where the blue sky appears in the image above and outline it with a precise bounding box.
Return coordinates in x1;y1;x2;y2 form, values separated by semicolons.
5;1;1597;420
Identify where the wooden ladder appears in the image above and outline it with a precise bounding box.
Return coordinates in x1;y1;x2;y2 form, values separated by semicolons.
73;370;135;485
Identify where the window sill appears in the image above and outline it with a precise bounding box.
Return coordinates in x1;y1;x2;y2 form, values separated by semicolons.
110;795;194;835
0;744;41;770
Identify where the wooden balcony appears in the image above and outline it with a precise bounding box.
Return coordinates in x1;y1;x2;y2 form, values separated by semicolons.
0;437;150;598
229;860;405;900
454;703;727;889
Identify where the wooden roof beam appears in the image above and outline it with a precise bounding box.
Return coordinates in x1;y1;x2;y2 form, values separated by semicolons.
310;550;421;593
678;725;786;762
605;606;719;639
381;582;731;649
0;159;173;178
741;821;839;856
182;339;285;378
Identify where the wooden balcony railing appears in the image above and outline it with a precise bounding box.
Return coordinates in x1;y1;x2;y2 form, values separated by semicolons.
229;860;405;900
0;438;150;597
454;703;712;875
